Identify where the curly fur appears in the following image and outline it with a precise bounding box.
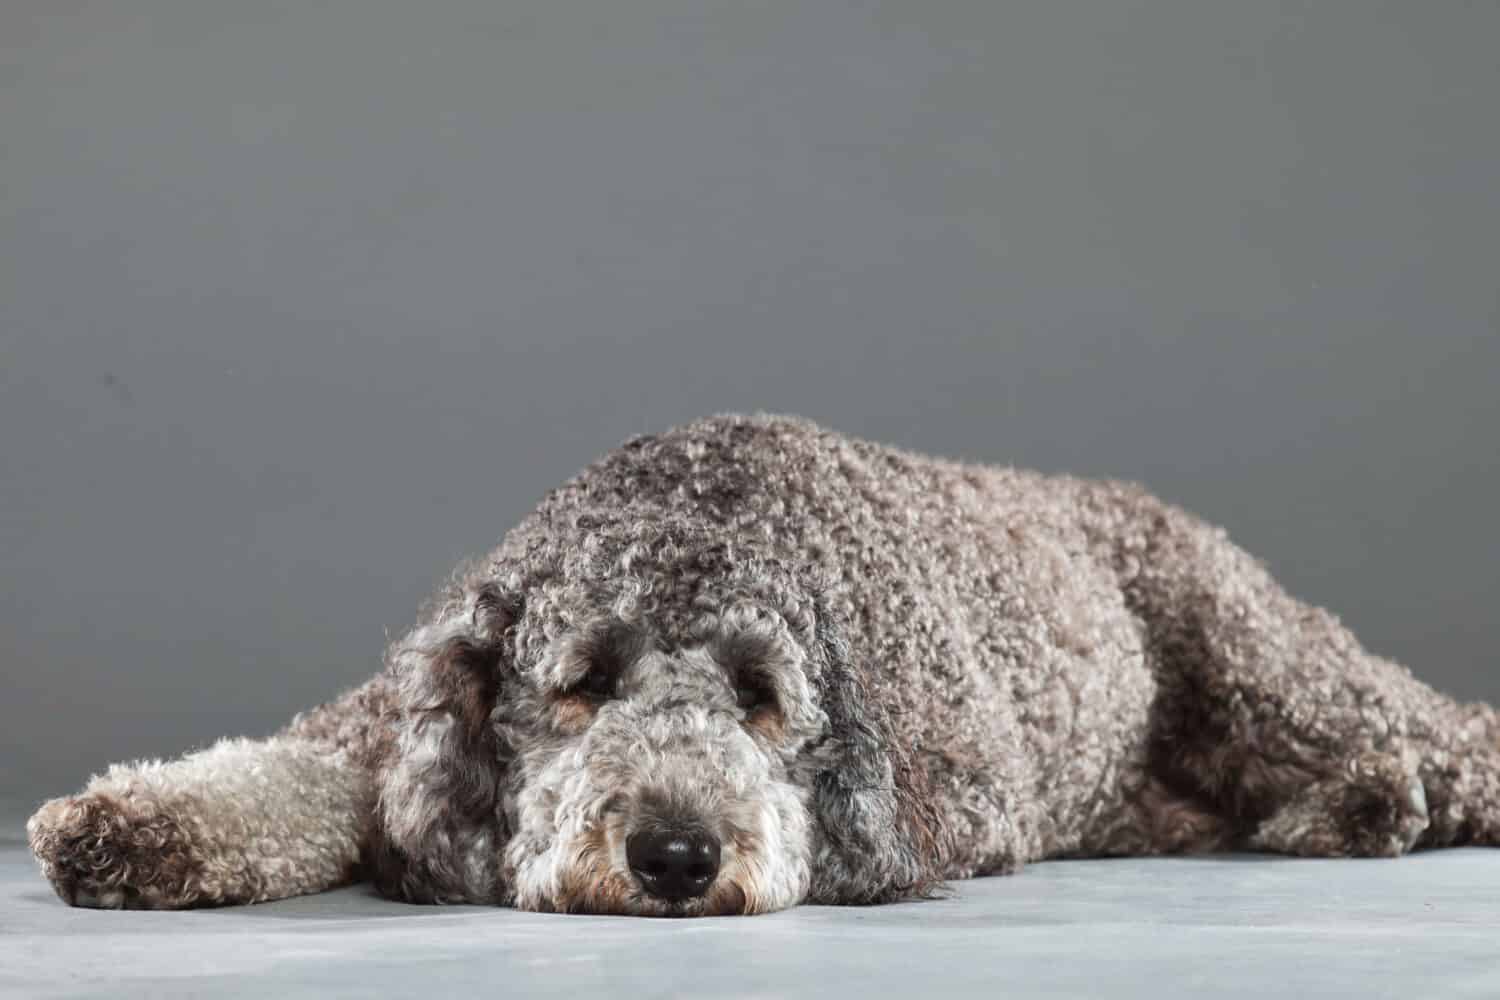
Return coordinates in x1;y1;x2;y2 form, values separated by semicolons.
27;413;1500;914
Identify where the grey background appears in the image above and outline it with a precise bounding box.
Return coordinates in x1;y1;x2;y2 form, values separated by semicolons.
2;0;1497;810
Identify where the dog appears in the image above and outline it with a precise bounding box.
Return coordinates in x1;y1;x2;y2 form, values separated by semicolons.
27;413;1500;914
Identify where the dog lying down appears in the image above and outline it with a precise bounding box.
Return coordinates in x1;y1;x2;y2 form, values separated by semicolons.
27;413;1500;915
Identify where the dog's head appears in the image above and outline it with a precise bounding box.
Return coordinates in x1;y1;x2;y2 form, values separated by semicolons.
367;524;947;915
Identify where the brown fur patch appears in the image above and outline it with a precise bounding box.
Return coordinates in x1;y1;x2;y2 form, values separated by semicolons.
743;710;786;742
888;729;952;896
427;637;502;738
705;877;749;916
555;826;633;914
551;693;601;733
28;791;208;909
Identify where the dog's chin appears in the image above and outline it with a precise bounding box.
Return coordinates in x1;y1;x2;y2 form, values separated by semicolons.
539;871;751;917
509;827;810;915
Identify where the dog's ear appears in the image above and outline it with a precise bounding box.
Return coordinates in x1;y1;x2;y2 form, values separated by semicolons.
805;592;950;904
366;584;519;904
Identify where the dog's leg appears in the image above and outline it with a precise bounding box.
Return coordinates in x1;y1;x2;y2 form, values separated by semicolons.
1411;700;1500;849
1104;488;1500;857
26;676;393;909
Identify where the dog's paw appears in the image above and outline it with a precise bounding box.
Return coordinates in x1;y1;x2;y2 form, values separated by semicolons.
1250;752;1430;858
1337;753;1431;857
26;791;205;909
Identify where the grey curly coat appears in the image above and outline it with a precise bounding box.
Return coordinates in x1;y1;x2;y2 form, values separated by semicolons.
27;413;1500;914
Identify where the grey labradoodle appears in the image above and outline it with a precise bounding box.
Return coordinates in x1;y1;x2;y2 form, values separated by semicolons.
27;413;1500;914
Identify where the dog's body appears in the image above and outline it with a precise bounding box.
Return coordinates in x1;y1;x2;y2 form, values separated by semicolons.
28;413;1500;913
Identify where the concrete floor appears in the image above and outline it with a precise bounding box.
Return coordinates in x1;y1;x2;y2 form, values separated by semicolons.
2;832;1498;999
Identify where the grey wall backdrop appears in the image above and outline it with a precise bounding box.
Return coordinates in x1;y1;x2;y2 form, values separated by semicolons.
2;1;1497;809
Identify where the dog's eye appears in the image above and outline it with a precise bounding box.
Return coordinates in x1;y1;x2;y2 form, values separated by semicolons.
560;625;640;703
735;676;776;713
575;663;619;700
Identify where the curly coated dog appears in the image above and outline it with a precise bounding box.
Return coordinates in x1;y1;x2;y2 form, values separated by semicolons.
27;413;1500;914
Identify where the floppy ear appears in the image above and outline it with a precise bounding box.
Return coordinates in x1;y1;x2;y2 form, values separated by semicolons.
806;595;950;904
367;585;518;904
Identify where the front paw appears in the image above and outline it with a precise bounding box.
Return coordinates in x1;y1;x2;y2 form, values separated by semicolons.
26;791;204;909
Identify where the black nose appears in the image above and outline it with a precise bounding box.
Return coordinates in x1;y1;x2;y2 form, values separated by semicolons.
627;829;721;901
